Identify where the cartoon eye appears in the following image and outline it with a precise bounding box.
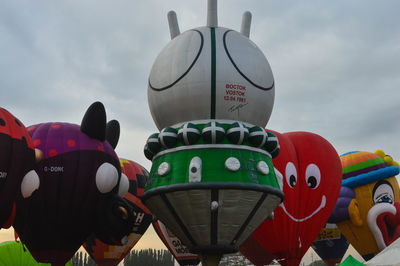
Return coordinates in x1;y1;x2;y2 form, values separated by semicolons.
373;181;394;204
189;156;202;182
21;170;40;198
305;164;321;189
96;162;119;193
117;173;129;197
285;162;297;188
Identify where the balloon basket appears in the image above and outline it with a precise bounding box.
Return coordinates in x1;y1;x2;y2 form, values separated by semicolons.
199;253;222;266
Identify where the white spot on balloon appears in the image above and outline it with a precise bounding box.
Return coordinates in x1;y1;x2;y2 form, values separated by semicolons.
21;170;40;198
211;201;219;211
96;162;118;193
189;157;202;182
257;161;269;175
118;173;129;197
225;157;240;171
157;162;171;176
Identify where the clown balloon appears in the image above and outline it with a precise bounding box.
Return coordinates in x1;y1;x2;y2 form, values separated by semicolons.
329;150;400;261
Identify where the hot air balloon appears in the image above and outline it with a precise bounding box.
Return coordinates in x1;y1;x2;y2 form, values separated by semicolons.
83;158;152;266
0;241;72;266
328;150;400;261
311;223;349;266
153;219;200;266
0;107;36;229
240;130;342;266
143;1;284;264
13;102;136;265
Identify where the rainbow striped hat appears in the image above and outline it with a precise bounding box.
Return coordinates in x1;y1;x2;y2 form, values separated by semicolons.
340;150;400;188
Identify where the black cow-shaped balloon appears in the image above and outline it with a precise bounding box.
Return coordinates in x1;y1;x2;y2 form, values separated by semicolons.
13;102;134;265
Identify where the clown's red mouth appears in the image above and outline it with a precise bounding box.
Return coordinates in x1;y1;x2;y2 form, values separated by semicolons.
376;203;400;247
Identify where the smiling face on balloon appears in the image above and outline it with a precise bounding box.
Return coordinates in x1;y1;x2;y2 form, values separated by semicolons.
240;131;342;266
277;132;340;226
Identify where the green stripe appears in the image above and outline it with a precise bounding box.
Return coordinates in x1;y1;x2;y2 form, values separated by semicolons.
210;27;216;119
342;157;384;174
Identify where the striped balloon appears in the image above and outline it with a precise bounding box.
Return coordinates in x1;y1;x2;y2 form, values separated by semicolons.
341;151;388;180
226;122;249;145
178;122;201;145
158;127;178;149
201;121;225;144
340;151;400;188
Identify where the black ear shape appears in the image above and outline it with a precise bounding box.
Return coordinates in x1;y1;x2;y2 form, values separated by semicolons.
80;102;106;141
106;120;120;149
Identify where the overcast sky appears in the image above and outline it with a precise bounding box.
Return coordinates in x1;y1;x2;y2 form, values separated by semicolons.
1;0;399;263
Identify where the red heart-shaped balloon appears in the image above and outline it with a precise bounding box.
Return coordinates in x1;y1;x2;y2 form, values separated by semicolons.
241;130;342;266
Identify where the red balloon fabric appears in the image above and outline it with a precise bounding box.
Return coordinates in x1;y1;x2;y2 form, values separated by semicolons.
240;130;342;266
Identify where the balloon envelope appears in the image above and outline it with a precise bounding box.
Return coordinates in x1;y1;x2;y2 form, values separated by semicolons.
143;122;284;258
0;241;72;265
328;150;400;261
0;108;35;228
153;219;200;266
83;159;153;266
241;130;342;266
13;102;136;265
312;223;349;266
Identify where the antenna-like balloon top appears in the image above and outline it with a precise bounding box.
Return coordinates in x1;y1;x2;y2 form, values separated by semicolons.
240;11;252;38
167;11;180;39
207;0;218;27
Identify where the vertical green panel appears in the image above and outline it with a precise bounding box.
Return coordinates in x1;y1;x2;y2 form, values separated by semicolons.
210;27;216;119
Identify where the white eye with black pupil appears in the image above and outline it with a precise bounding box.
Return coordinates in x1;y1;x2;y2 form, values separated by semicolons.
285;162;297;188
305;164;321;189
189;156;202;182
373;182;394;204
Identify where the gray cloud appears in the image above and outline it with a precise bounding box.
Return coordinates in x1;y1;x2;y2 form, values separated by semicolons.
1;0;399;158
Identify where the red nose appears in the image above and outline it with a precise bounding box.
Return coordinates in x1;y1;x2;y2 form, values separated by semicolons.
377;202;400;247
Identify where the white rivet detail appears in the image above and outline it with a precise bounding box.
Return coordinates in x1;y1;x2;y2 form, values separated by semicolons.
157;162;170;176
211;201;219;211
225;157;241;171
121;235;129;245
257;161;270;175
